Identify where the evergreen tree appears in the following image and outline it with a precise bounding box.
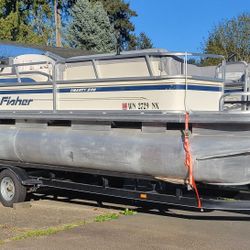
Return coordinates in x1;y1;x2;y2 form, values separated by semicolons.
0;0;52;44
0;0;153;51
128;32;153;50
136;32;153;50
29;1;53;45
89;0;137;51
68;0;116;53
202;13;250;65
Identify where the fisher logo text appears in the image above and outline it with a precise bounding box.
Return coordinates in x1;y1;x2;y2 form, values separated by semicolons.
0;96;33;106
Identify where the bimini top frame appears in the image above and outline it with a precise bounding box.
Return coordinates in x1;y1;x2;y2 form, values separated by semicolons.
63;49;225;62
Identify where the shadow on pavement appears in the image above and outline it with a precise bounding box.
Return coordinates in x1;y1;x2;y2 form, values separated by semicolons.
26;187;250;222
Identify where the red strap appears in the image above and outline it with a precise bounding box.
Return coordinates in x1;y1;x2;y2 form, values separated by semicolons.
184;112;202;209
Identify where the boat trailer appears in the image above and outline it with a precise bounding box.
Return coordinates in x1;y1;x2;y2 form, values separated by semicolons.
0;161;250;211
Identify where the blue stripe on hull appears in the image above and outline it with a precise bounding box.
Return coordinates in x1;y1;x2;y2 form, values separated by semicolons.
0;78;36;83
224;89;243;93
59;84;222;93
0;83;222;95
0;89;52;95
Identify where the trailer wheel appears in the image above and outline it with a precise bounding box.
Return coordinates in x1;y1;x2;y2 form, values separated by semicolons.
0;169;27;207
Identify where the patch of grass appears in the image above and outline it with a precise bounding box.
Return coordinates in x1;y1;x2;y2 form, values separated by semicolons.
9;221;85;242
0;211;130;246
120;208;137;216
12;228;62;241
94;213;119;222
0;213;120;246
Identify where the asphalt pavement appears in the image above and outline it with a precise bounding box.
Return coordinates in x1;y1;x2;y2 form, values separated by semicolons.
1;202;249;250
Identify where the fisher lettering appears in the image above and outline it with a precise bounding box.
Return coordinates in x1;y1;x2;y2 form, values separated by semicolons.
0;96;33;106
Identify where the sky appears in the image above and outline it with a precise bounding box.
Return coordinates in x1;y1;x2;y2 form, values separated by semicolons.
130;0;250;52
0;0;249;57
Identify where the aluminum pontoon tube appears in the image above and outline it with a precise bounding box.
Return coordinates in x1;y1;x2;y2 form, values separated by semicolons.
0;123;249;185
0;125;186;178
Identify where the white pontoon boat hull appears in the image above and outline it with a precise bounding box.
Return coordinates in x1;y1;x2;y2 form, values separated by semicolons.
0;48;249;186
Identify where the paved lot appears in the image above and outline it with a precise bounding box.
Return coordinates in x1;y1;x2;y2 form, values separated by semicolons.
0;197;249;250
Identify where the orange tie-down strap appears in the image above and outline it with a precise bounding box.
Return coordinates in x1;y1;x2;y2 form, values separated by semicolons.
184;112;202;209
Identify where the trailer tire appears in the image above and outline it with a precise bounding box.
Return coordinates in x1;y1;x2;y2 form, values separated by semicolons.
0;169;27;207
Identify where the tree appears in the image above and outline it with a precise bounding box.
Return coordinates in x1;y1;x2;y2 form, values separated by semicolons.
54;0;62;47
202;13;250;65
0;0;153;51
29;1;53;45
67;0;116;53
136;32;153;50
53;0;76;47
128;32;153;50
0;0;52;45
0;0;71;46
89;0;137;51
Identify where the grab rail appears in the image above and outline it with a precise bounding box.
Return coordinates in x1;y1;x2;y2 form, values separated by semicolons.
219;61;249;111
0;60;53;83
219;91;250;111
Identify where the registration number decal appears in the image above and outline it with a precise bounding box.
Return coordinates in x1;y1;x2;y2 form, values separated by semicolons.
122;102;160;110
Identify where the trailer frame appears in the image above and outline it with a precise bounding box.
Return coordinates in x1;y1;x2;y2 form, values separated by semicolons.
0;162;250;211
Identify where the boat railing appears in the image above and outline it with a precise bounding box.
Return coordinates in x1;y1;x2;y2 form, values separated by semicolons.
219;61;249;111
54;52;225;81
0;50;226;113
0;60;53;83
0;51;225;84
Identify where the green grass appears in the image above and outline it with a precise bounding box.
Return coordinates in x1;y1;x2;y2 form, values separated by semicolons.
3;221;86;243
94;213;119;222
120;208;137;216
94;209;136;222
0;212;121;245
0;209;137;246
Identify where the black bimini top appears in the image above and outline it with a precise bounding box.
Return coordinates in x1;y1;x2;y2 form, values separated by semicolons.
0;41;97;59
